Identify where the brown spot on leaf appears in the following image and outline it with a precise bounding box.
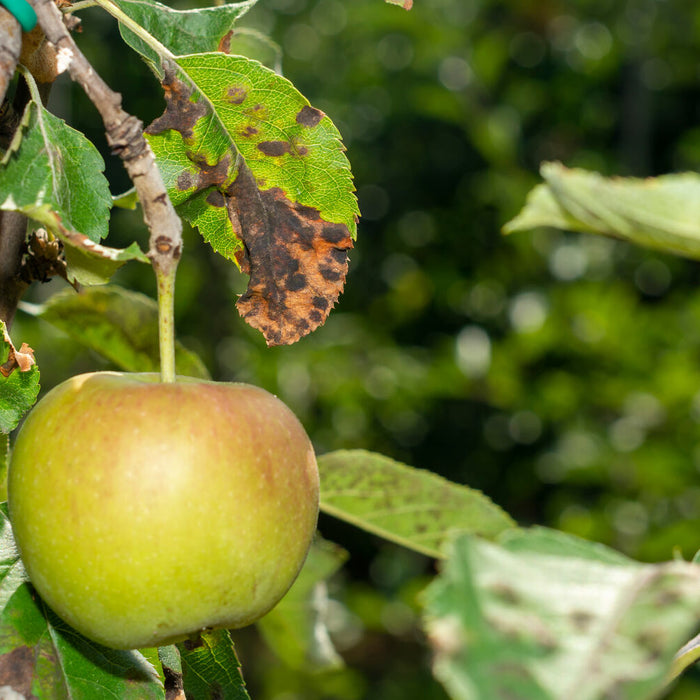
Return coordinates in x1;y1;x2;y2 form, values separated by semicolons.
228;163;353;346
218;30;234;54
296;105;324;128
177;172;194;191
206;190;225;207
402;0;413;8
296;145;309;156
146;66;207;141
192;153;232;190
241;125;258;138
227;85;247;105
0;645;36;697
164;663;186;700
258;141;292;157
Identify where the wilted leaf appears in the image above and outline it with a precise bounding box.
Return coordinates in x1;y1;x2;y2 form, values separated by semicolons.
178;629;250;700
138;51;357;345
318;450;515;557
0;505;164;699
257;536;347;671
0;100;147;285
504;162;700;261
115;0;260;70
423;528;700;700
36;286;210;379
0;322;39;434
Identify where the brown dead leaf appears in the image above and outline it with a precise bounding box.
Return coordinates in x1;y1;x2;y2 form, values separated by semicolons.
0;645;36;697
227;163;353;346
0;325;35;377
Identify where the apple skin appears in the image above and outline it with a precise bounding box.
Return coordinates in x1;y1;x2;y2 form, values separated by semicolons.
8;371;319;650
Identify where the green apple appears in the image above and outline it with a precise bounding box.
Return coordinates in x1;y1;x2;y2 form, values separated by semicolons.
8;371;319;650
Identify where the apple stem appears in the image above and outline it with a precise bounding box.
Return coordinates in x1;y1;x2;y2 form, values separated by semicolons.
156;265;177;383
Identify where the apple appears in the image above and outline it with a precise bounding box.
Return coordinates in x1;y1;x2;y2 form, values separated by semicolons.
7;371;319;650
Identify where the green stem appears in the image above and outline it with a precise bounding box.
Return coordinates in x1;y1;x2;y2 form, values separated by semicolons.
156;264;177;383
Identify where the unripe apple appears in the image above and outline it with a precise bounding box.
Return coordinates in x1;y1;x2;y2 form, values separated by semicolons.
8;371;319;650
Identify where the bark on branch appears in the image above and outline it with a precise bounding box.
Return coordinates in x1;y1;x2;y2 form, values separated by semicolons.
29;0;183;279
0;9;21;106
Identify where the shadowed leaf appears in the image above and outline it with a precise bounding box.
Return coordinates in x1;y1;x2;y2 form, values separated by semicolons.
36;286;210;379
0;505;163;698
178;629;250;700
115;0;260;70
257;536;347;671
318;450;515;557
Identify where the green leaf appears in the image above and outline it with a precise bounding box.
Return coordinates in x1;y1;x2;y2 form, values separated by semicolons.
0;504;164;698
318;450;515;558
178;629;250;700
0;322;39;434
0;100;148;285
0;101;111;243
422;528;700;700
504;162;700;261
115;0;260;71
61;235;149;286
257;536;347;671
36;286;210;379
113;187;139;210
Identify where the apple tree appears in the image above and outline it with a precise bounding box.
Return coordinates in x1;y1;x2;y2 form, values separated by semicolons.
2;0;700;699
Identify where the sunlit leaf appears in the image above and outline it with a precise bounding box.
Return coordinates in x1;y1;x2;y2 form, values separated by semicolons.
504;163;700;261
178;629;250;700
423;528;700;700
35;286;210;379
0;505;163;699
318;450;515;557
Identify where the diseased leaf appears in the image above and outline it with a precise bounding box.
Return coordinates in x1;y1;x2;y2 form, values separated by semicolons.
36;286;210;379
504;163;700;261
422;529;700;700
0;322;39;434
0;100;147;285
257;536;347;671
0;505;163;699
115;0;260;70
385;0;413;7
318;450;515;557
140;52;357;345
178;629;250;700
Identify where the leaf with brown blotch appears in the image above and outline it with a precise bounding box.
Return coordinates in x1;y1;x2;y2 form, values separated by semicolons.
144;54;358;345
230;163;353;346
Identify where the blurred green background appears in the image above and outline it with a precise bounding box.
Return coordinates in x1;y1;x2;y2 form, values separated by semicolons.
13;0;700;696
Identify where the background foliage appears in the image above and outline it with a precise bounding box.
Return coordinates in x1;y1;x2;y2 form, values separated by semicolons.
13;0;700;697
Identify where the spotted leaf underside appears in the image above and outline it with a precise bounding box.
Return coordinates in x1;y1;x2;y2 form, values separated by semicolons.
144;54;358;346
